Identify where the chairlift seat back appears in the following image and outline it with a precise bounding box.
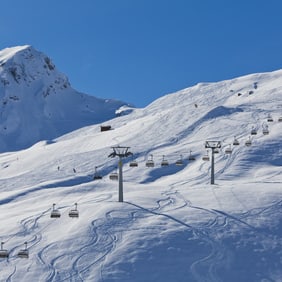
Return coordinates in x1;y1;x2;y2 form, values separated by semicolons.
146;160;155;167
129;161;138;167
245;140;252;146
233;140;239;145
202;156;210;161
93;175;103;180
69;210;79;218
175;159;183;166
161;160;169;167
51;210;61;218
251;129;257;135
109;173;118;180
18;249;29;258
0;250;9;258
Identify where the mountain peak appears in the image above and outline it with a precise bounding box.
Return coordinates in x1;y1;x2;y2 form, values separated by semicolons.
0;45;32;64
0;45;130;152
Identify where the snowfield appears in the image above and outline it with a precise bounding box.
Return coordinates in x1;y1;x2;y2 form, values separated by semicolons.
0;62;281;281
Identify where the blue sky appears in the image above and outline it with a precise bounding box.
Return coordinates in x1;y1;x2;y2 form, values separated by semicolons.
1;0;282;107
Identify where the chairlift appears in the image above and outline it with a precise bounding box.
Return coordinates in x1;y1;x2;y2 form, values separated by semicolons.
233;137;240;146
175;155;184;166
69;203;79;218
161;155;169;167
267;114;273;122
93;166;103;180
50;203;61;218
214;148;219;154
202;151;210;161
17;242;29;258
262;125;269;135
225;145;232;154
245;137;252;147
278;117;282;122
146;155;155;168
0;242;9;258
188;150;195;161
129;159;138;167
109;172;118;180
251;127;257;135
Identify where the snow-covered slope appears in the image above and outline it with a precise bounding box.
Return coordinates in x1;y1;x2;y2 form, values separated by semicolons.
0;69;281;281
0;45;129;152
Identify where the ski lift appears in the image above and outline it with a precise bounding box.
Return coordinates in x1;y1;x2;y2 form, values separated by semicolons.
233;137;240;146
245;137;252;147
50;203;61;218
188;150;196;161
251;127;257;135
146;155;155;168
267;114;273;122
278;116;282;122
109;171;118;180
161;155;169;167
225;145;232;154
129;160;138;167
175;155;184;166
202;150;210;161
17;242;29;258
69;203;79;218
214;148;219;154
0;242;9;258
93;166;103;180
262;125;269;135
129;156;138;167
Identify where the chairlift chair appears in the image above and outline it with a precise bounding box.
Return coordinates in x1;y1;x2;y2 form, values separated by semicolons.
251;127;257;135
202;151;210;161
93;174;103;180
262;125;269;135
188;151;196;161
129;160;138;167
17;242;29;258
0;242;9;258
245;137;252;147
175;155;184;166
267;114;273;122
278;117;282;122
109;172;118;180
146;155;155;168
69;203;79;218
225;145;232;154
161;155;169;167
233;137;240;146
214;148;219;154
50;203;61;218
93;166;103;180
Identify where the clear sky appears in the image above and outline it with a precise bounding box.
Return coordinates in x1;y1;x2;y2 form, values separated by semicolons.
1;0;282;107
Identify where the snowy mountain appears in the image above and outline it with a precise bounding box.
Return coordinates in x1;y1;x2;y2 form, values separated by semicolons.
0;68;281;281
0;45;130;152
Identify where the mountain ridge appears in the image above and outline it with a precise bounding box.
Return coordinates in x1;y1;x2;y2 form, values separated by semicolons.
0;45;130;152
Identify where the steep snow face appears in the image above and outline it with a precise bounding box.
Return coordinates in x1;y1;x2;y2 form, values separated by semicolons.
0;45;129;152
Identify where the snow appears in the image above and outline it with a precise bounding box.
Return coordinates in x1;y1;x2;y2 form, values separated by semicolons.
0;45;129;152
0;47;282;281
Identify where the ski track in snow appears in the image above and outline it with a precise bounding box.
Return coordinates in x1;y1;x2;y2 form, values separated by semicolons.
0;177;281;281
